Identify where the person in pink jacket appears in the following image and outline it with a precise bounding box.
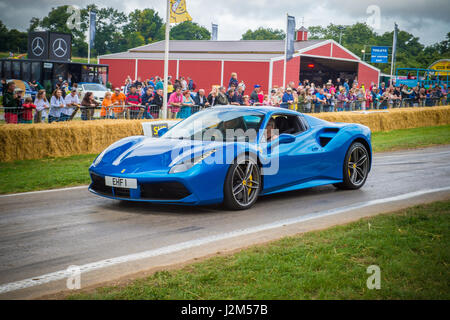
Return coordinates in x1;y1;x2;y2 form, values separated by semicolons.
168;87;183;119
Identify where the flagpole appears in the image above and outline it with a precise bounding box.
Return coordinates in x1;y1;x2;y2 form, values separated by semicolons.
283;13;288;89
87;10;91;64
162;0;170;119
390;23;397;86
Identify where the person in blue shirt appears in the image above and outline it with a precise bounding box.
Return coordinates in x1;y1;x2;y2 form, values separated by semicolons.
148;77;155;89
281;88;294;109
343;79;350;93
314;89;327;113
155;77;164;91
188;77;195;91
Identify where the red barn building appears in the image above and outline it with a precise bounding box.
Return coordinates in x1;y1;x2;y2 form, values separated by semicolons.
99;29;379;92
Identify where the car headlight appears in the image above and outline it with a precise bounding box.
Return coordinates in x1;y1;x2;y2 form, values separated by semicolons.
169;149;216;174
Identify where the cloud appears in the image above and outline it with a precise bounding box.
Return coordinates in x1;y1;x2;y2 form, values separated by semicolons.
0;0;448;45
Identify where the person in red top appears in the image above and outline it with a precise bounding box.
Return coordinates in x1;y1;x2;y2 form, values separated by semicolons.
21;97;36;123
126;86;143;119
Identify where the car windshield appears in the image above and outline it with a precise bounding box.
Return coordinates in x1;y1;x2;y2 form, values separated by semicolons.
162;109;265;142
82;84;107;91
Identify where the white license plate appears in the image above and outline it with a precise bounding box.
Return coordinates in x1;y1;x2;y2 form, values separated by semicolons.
105;176;137;189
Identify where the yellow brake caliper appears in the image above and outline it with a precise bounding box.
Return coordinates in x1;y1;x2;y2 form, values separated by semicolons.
247;174;253;195
243;174;253;195
348;154;352;177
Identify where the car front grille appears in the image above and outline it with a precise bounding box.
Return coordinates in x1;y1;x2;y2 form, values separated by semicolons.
90;173;113;196
140;182;191;200
91;174;190;200
114;187;130;198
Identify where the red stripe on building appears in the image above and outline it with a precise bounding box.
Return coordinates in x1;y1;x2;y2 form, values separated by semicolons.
100;59;135;88
358;62;380;88
136;60;177;82
271;56;300;88
223;61;270;92
303;43;332;57
179;60;222;91
332;44;359;61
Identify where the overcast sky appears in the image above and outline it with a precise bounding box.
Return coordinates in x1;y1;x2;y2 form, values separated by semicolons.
1;0;449;46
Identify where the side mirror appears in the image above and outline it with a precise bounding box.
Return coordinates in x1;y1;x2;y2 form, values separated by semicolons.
158;127;168;137
277;133;296;144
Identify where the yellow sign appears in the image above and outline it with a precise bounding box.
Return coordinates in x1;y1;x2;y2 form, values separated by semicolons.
428;59;450;76
170;0;192;23
151;123;168;137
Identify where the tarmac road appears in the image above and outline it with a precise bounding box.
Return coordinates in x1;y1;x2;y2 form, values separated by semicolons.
1;145;450;299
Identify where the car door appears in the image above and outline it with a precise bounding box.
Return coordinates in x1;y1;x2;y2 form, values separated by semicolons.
260;114;323;193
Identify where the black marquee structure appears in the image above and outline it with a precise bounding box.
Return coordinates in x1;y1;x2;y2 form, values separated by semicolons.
0;32;108;91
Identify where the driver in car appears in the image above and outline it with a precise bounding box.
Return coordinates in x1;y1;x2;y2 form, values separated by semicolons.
265;118;279;142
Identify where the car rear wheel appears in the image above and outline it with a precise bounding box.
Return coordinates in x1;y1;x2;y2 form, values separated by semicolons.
334;142;369;190
223;155;261;210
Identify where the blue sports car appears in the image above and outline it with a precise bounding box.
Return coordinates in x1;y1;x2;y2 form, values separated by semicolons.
89;106;372;210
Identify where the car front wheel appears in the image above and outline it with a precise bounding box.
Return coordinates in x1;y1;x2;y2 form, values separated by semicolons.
334;142;370;190
223;155;261;210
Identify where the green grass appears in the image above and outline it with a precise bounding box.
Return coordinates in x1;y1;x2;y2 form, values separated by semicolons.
68;201;450;300
0;125;449;194
0;154;96;194
372;124;450;152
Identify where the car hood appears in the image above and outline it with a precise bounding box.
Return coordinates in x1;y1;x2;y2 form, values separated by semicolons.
106;137;221;174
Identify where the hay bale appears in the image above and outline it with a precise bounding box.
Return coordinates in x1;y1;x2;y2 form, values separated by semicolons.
312;106;450;132
0;119;156;162
0;107;449;162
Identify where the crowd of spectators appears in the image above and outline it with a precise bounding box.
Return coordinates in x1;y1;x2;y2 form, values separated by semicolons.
1;72;449;124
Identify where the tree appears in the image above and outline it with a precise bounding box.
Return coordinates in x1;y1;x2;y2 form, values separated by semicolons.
306;22;446;74
0;20;9;51
125;31;146;48
27;17;40;33
91;6;128;55
124;9;164;43
0;20;27;52
241;27;285;40
170;21;210;40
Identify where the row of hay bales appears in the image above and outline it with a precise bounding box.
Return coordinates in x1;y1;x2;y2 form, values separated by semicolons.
0;106;449;162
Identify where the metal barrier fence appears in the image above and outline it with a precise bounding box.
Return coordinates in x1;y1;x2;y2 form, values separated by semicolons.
0;104;208;123
1;97;449;123
292;97;449;113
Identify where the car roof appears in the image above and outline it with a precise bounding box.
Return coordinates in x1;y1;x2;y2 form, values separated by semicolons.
209;105;302;117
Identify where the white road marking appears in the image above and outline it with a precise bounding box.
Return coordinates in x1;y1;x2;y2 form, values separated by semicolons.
0;186;88;198
1;185;450;295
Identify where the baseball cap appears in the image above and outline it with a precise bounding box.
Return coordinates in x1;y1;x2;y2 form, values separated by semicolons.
254;84;261;88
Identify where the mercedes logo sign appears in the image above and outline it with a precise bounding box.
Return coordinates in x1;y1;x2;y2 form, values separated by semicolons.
52;38;68;58
31;37;45;57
